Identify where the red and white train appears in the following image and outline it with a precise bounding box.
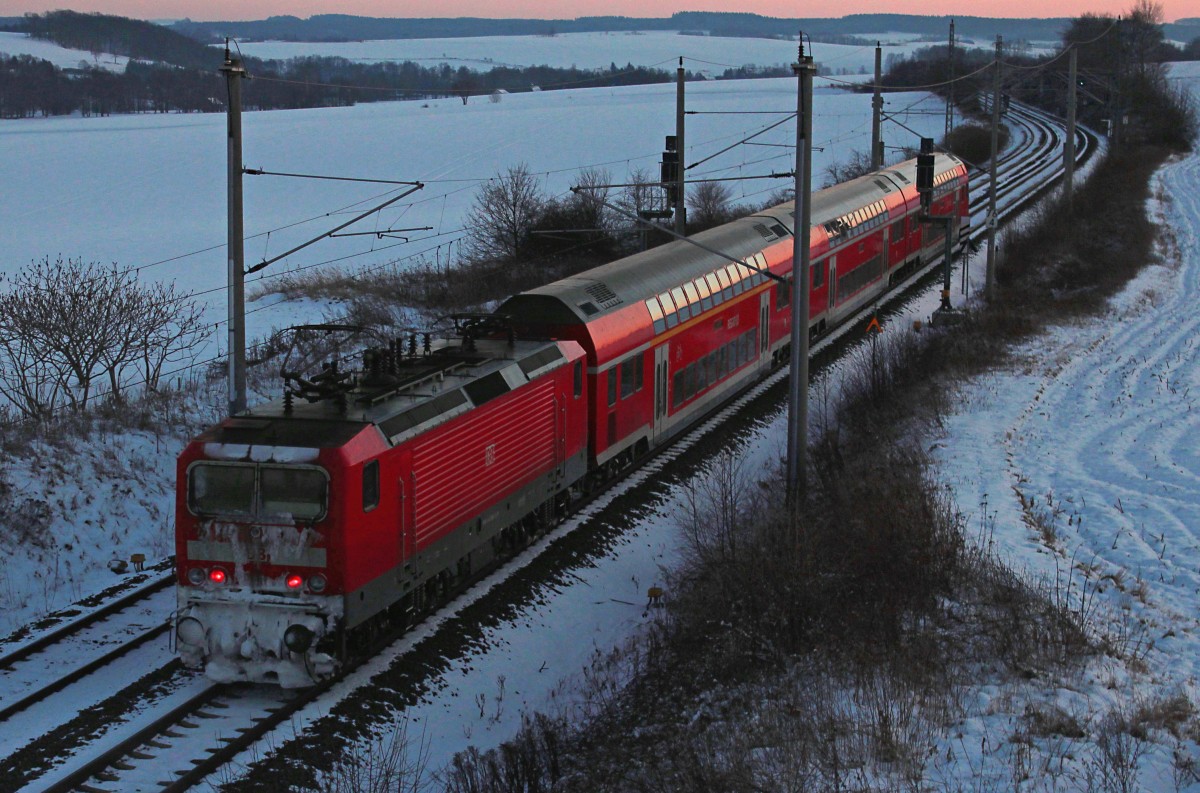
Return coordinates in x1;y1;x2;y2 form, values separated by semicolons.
174;153;969;686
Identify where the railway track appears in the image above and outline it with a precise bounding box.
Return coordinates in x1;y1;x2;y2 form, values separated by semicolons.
2;100;1093;793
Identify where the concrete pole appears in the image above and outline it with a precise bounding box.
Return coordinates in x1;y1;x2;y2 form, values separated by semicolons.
675;58;686;236
787;42;816;507
1065;46;1077;211
871;43;883;171
221;48;247;416
945;19;955;140
985;36;1002;295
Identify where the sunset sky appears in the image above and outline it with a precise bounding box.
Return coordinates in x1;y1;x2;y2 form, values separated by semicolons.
0;0;1191;24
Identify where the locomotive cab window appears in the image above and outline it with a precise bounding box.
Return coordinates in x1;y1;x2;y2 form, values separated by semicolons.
573;361;583;397
362;460;380;513
260;466;327;521
188;462;328;522
189;463;255;516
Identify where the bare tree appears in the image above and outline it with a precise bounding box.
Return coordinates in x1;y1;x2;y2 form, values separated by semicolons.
135;282;210;392
0;257;211;416
687;180;734;229
462;164;545;264
0;328;67;420
822;150;874;188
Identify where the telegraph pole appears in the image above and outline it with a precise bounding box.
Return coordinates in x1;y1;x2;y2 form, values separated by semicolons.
787;40;815;507
985;36;1002;294
222;45;247;416
871;42;883;171
675;58;687;236
1064;46;1077;211
945;19;955;140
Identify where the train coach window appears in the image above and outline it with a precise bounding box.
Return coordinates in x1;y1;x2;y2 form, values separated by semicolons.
261;466;328;521
645;298;666;334
362;460;380;513
670;287;691;321
891;219;905;241
775;281;790;311
620;354;643;399
705;273;724;306
657;292;679;329
812;260;826;289
726;264;743;295
683;282;700;314
190;463;255;516
607;369;617;407
695;278;713;312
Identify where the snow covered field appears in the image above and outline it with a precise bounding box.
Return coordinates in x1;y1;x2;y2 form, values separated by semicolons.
0;77;947;357
233;30;951;78
0;30;128;70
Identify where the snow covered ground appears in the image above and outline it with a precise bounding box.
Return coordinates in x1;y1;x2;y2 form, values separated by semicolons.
0;30;128;70
0;77;947;360
232;30;951;79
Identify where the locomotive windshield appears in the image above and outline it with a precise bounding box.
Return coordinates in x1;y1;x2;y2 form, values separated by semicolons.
189;463;328;521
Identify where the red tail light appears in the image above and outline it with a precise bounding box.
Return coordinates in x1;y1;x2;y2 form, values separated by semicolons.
209;568;226;584
286;574;303;589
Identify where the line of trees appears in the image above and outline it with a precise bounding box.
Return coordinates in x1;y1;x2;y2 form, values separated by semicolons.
0;51;700;118
880;1;1198;151
0;258;209;420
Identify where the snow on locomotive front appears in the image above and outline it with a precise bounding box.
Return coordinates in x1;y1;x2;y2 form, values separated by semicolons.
174;324;587;687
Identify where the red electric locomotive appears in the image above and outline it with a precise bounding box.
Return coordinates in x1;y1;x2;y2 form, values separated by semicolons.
174;154;967;686
175;319;587;686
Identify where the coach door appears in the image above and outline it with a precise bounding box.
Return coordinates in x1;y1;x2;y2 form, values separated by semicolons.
652;343;670;444
759;291;770;362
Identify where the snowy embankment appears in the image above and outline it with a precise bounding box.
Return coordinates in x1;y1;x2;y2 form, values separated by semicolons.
925;80;1200;789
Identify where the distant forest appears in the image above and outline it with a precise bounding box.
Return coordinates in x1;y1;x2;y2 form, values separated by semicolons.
0;11;756;119
1;10;1197;120
165;11;1200;48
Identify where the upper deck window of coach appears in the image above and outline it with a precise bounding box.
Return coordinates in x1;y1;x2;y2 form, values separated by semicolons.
704;273;724;306
671;287;691;321
658;291;679;328
694;278;713;312
646;297;667;334
683;282;701;313
725;264;743;295
715;268;733;301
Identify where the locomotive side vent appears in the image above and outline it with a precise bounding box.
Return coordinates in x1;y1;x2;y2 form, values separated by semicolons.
753;223;776;241
584;281;622;309
464;371;511;407
380;389;468;441
770;223;790;238
518;346;565;379
873;179;892;192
